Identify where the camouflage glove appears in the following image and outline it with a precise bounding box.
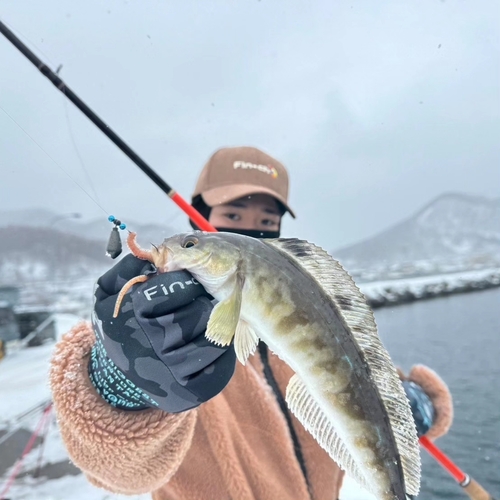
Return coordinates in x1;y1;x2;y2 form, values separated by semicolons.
88;254;236;413
402;381;435;437
399;365;453;440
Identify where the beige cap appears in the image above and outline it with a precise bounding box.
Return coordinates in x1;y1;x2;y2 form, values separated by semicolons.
192;146;295;218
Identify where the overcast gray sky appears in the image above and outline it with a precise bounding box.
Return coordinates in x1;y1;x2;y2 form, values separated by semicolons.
1;0;499;252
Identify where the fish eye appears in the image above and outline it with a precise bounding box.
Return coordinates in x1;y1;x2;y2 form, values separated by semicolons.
182;236;199;248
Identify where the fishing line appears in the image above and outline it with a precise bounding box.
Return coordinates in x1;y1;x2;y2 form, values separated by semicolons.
1;93;179;260
0;17;57;68
0;19;217;235
62;96;102;205
0;103;109;218
1;17;104;215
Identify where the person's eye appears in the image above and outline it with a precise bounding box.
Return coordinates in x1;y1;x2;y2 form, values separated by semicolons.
262;219;279;227
225;213;241;221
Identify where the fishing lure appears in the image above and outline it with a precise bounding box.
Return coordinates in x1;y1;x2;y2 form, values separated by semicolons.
112;231;156;317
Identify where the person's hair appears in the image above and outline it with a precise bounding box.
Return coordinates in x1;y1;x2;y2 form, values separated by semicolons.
189;194;286;230
189;195;212;230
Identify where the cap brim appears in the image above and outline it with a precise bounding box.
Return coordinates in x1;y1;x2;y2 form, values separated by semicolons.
201;184;296;218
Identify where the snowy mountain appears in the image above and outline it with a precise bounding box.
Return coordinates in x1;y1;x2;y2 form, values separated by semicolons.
0;226;113;287
2;194;500;288
0;210;185;311
0;226;113;314
333;193;500;281
0;208;183;244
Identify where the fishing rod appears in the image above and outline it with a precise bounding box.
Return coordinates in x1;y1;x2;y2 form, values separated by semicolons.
0;19;216;234
1;18;496;500
420;436;496;500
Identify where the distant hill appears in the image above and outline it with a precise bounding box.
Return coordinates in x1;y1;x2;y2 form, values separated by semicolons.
0;208;183;244
333;193;500;281
0;207;186;289
0;226;111;284
2;195;499;286
0;211;182;311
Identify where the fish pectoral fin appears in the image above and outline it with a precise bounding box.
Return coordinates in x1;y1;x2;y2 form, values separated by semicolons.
234;319;259;365
285;374;370;492
205;284;243;347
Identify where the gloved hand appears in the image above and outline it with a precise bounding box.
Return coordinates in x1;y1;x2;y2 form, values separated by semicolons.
88;253;237;413
402;380;435;437
399;365;453;440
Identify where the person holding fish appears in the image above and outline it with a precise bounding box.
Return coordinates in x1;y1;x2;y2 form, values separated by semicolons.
50;146;453;500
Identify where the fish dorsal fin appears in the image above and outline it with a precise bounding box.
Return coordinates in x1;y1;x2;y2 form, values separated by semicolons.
286;374;370;490
266;238;421;495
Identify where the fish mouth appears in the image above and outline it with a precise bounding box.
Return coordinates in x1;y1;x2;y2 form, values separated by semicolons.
154;245;213;276
153;246;174;273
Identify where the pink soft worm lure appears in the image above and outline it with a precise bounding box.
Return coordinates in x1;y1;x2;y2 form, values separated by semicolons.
113;232;156;318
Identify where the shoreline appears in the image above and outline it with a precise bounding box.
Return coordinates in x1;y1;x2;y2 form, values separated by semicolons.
358;267;500;309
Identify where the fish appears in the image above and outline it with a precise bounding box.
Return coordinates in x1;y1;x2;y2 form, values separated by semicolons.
117;230;421;500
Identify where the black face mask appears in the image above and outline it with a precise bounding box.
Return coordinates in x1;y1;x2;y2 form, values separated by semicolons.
215;227;281;239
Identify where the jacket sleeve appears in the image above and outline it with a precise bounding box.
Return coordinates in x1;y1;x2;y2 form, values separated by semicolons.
49;321;198;495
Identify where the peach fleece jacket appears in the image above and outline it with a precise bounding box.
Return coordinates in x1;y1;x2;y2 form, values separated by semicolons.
50;322;344;500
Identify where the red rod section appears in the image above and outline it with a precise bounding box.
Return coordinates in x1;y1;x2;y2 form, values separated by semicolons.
0;20;217;233
170;192;217;232
420;436;467;484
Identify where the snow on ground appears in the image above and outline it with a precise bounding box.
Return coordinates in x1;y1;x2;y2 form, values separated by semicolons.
15;278;96;319
0;314;80;421
359;266;500;307
4;475;150;500
0;314;150;500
